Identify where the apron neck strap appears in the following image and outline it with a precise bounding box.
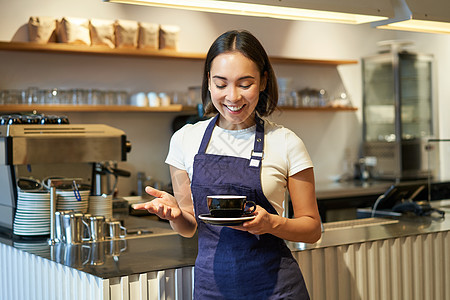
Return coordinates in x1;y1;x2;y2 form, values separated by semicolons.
249;115;264;168
253;115;264;153
197;114;219;154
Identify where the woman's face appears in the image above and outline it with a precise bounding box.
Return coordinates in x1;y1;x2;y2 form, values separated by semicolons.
209;51;267;130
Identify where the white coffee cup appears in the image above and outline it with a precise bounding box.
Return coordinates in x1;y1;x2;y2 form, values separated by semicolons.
130;92;148;107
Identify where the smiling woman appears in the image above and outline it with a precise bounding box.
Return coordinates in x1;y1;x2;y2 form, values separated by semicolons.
134;29;321;300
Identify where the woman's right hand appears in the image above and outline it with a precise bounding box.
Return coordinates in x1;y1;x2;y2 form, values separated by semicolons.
132;186;182;221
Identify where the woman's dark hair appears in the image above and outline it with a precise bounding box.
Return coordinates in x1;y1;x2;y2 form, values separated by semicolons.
201;30;278;117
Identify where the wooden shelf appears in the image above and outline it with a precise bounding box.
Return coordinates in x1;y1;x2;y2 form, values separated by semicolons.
0;42;358;114
0;104;356;113
0;41;358;66
0;104;197;113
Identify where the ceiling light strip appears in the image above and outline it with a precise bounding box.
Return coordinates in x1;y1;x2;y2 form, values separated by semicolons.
105;0;387;24
372;0;450;34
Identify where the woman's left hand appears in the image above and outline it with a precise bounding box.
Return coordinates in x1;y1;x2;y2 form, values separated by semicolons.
230;205;278;235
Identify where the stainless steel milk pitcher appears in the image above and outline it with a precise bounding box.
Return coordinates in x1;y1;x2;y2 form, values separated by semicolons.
54;210;74;243
87;215;106;242
106;220;127;239
62;212;91;244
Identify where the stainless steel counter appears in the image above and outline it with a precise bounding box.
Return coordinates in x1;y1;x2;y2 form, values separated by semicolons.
1;200;450;280
308;180;396;221
315;179;450;200
0;216;198;279
1;201;450;300
290;200;450;251
315;180;393;199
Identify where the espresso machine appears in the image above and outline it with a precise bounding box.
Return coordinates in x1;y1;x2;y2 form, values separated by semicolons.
0;119;131;238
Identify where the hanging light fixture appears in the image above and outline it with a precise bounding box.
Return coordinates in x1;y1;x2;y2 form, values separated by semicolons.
372;0;450;34
104;0;393;24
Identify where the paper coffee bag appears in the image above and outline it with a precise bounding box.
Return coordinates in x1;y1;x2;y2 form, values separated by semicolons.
90;19;115;48
159;25;180;51
138;22;159;50
58;17;91;45
115;19;138;48
28;16;57;43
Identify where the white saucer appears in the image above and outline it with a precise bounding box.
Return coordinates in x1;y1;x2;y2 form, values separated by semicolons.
198;214;256;226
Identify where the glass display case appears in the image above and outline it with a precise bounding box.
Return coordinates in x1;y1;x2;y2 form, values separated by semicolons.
362;49;435;180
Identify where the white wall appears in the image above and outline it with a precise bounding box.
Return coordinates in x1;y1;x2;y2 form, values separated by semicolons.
1;0;450;196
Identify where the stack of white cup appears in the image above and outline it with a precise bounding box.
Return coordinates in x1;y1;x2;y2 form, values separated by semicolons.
89;194;113;219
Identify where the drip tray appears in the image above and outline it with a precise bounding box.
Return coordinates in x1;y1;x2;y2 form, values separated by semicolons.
323;217;399;231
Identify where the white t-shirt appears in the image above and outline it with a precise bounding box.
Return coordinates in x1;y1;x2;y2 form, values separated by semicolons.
165;117;313;215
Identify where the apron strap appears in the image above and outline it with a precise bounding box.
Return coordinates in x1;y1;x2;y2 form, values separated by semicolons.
249;115;265;168
197;114;219;154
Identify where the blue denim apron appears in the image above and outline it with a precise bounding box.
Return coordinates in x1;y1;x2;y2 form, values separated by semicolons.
191;114;309;299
